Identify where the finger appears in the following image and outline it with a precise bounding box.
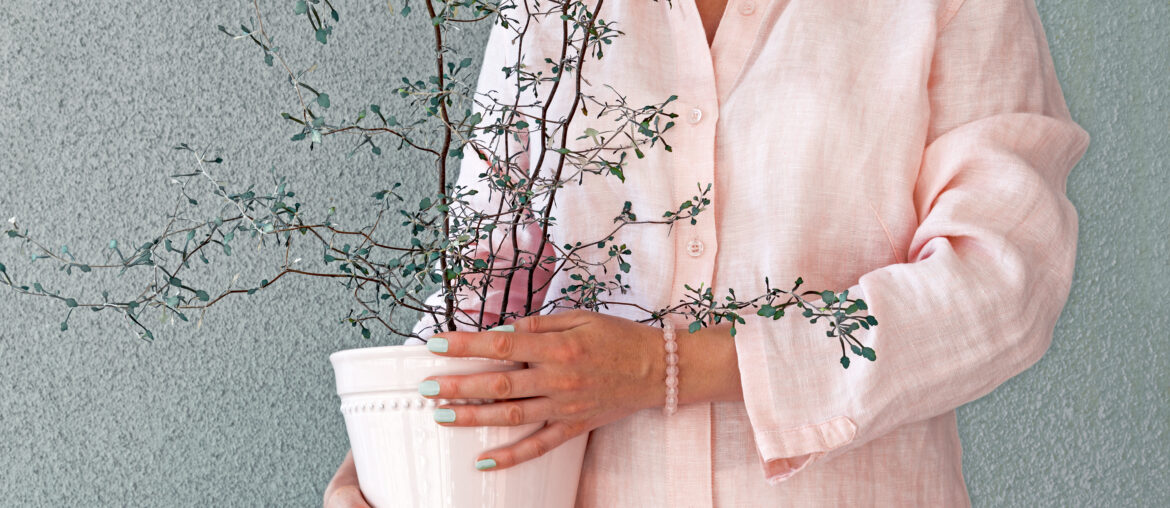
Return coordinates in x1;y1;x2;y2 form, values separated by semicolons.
512;309;592;334
473;421;578;471
421;368;546;400
324;485;372;508
427;328;555;362
433;397;555;427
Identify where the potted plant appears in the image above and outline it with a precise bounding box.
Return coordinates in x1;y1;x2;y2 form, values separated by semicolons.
0;0;878;506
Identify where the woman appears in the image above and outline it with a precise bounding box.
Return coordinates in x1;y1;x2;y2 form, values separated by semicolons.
326;0;1091;505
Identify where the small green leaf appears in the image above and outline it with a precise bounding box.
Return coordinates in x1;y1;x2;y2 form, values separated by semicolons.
108;240;117;249
840;356;850;369
64;298;78;308
315;27;330;44
0;262;5;273
688;320;702;334
361;327;371;339
294;0;308;14
861;347;877;361
60;321;68;331
316;93;331;108
820;290;837;305
165;296;179;308
195;290;210;302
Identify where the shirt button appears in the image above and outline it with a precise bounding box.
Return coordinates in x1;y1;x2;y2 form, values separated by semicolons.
688;107;703;124
686;238;705;257
739;1;756;15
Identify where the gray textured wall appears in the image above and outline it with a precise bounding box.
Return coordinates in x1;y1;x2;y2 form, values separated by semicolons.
0;1;1165;506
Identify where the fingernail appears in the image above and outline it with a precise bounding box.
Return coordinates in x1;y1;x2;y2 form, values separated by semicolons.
475;458;497;471
418;380;440;397
434;408;456;423
488;324;514;332
427;337;448;353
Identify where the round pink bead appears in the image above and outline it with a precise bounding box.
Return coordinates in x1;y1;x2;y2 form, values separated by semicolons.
666;376;678;388
666;353;679;365
666;365;679;376
666;386;678;396
664;340;678;353
665;395;678;406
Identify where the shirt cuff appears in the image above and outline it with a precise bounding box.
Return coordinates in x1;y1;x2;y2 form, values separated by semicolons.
752;415;858;484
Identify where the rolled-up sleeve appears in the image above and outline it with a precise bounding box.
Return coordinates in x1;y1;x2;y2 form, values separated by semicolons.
732;0;1092;484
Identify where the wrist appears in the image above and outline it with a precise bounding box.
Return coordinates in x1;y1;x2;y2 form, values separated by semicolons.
676;321;742;406
641;321;670;411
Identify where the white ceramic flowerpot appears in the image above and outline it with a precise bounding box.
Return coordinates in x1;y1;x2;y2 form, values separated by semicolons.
330;344;589;508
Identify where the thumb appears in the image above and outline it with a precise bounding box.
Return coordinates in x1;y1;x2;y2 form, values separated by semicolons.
325;485;372;508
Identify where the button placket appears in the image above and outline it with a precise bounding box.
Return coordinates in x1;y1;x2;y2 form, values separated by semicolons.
665;3;720;505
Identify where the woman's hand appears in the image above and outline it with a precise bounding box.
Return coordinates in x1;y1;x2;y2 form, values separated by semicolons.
419;309;671;471
322;449;371;508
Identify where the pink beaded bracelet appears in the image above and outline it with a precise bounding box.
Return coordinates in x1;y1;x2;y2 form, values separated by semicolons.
661;319;679;416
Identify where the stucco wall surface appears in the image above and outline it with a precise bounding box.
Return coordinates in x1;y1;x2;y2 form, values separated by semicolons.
0;1;1165;506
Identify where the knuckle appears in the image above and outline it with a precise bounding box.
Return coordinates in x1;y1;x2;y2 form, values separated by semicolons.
557;399;591;417
442;379;460;398
490;333;514;359
489;373;513;399
560;421;585;437
529;438;550;459
557;372;584;391
504;403;525;426
559;336;585;363
525;314;546;333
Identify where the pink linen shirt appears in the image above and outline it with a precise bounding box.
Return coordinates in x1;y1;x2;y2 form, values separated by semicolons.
411;0;1092;505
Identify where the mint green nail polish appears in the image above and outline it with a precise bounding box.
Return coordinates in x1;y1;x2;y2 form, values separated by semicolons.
427;337;448;353
475;458;497;471
488;324;514;332
418;380;440;397
434;408;456;423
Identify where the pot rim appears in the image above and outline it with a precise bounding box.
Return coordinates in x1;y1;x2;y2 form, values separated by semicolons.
330;343;521;397
329;343;513;365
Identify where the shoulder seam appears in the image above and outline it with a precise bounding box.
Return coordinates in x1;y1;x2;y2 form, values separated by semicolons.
938;0;968;32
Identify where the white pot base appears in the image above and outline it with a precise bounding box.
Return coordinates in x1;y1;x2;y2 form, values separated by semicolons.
331;345;588;508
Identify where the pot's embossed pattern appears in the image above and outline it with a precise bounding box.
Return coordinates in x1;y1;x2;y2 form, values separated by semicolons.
339;398;497;414
331;345;589;508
